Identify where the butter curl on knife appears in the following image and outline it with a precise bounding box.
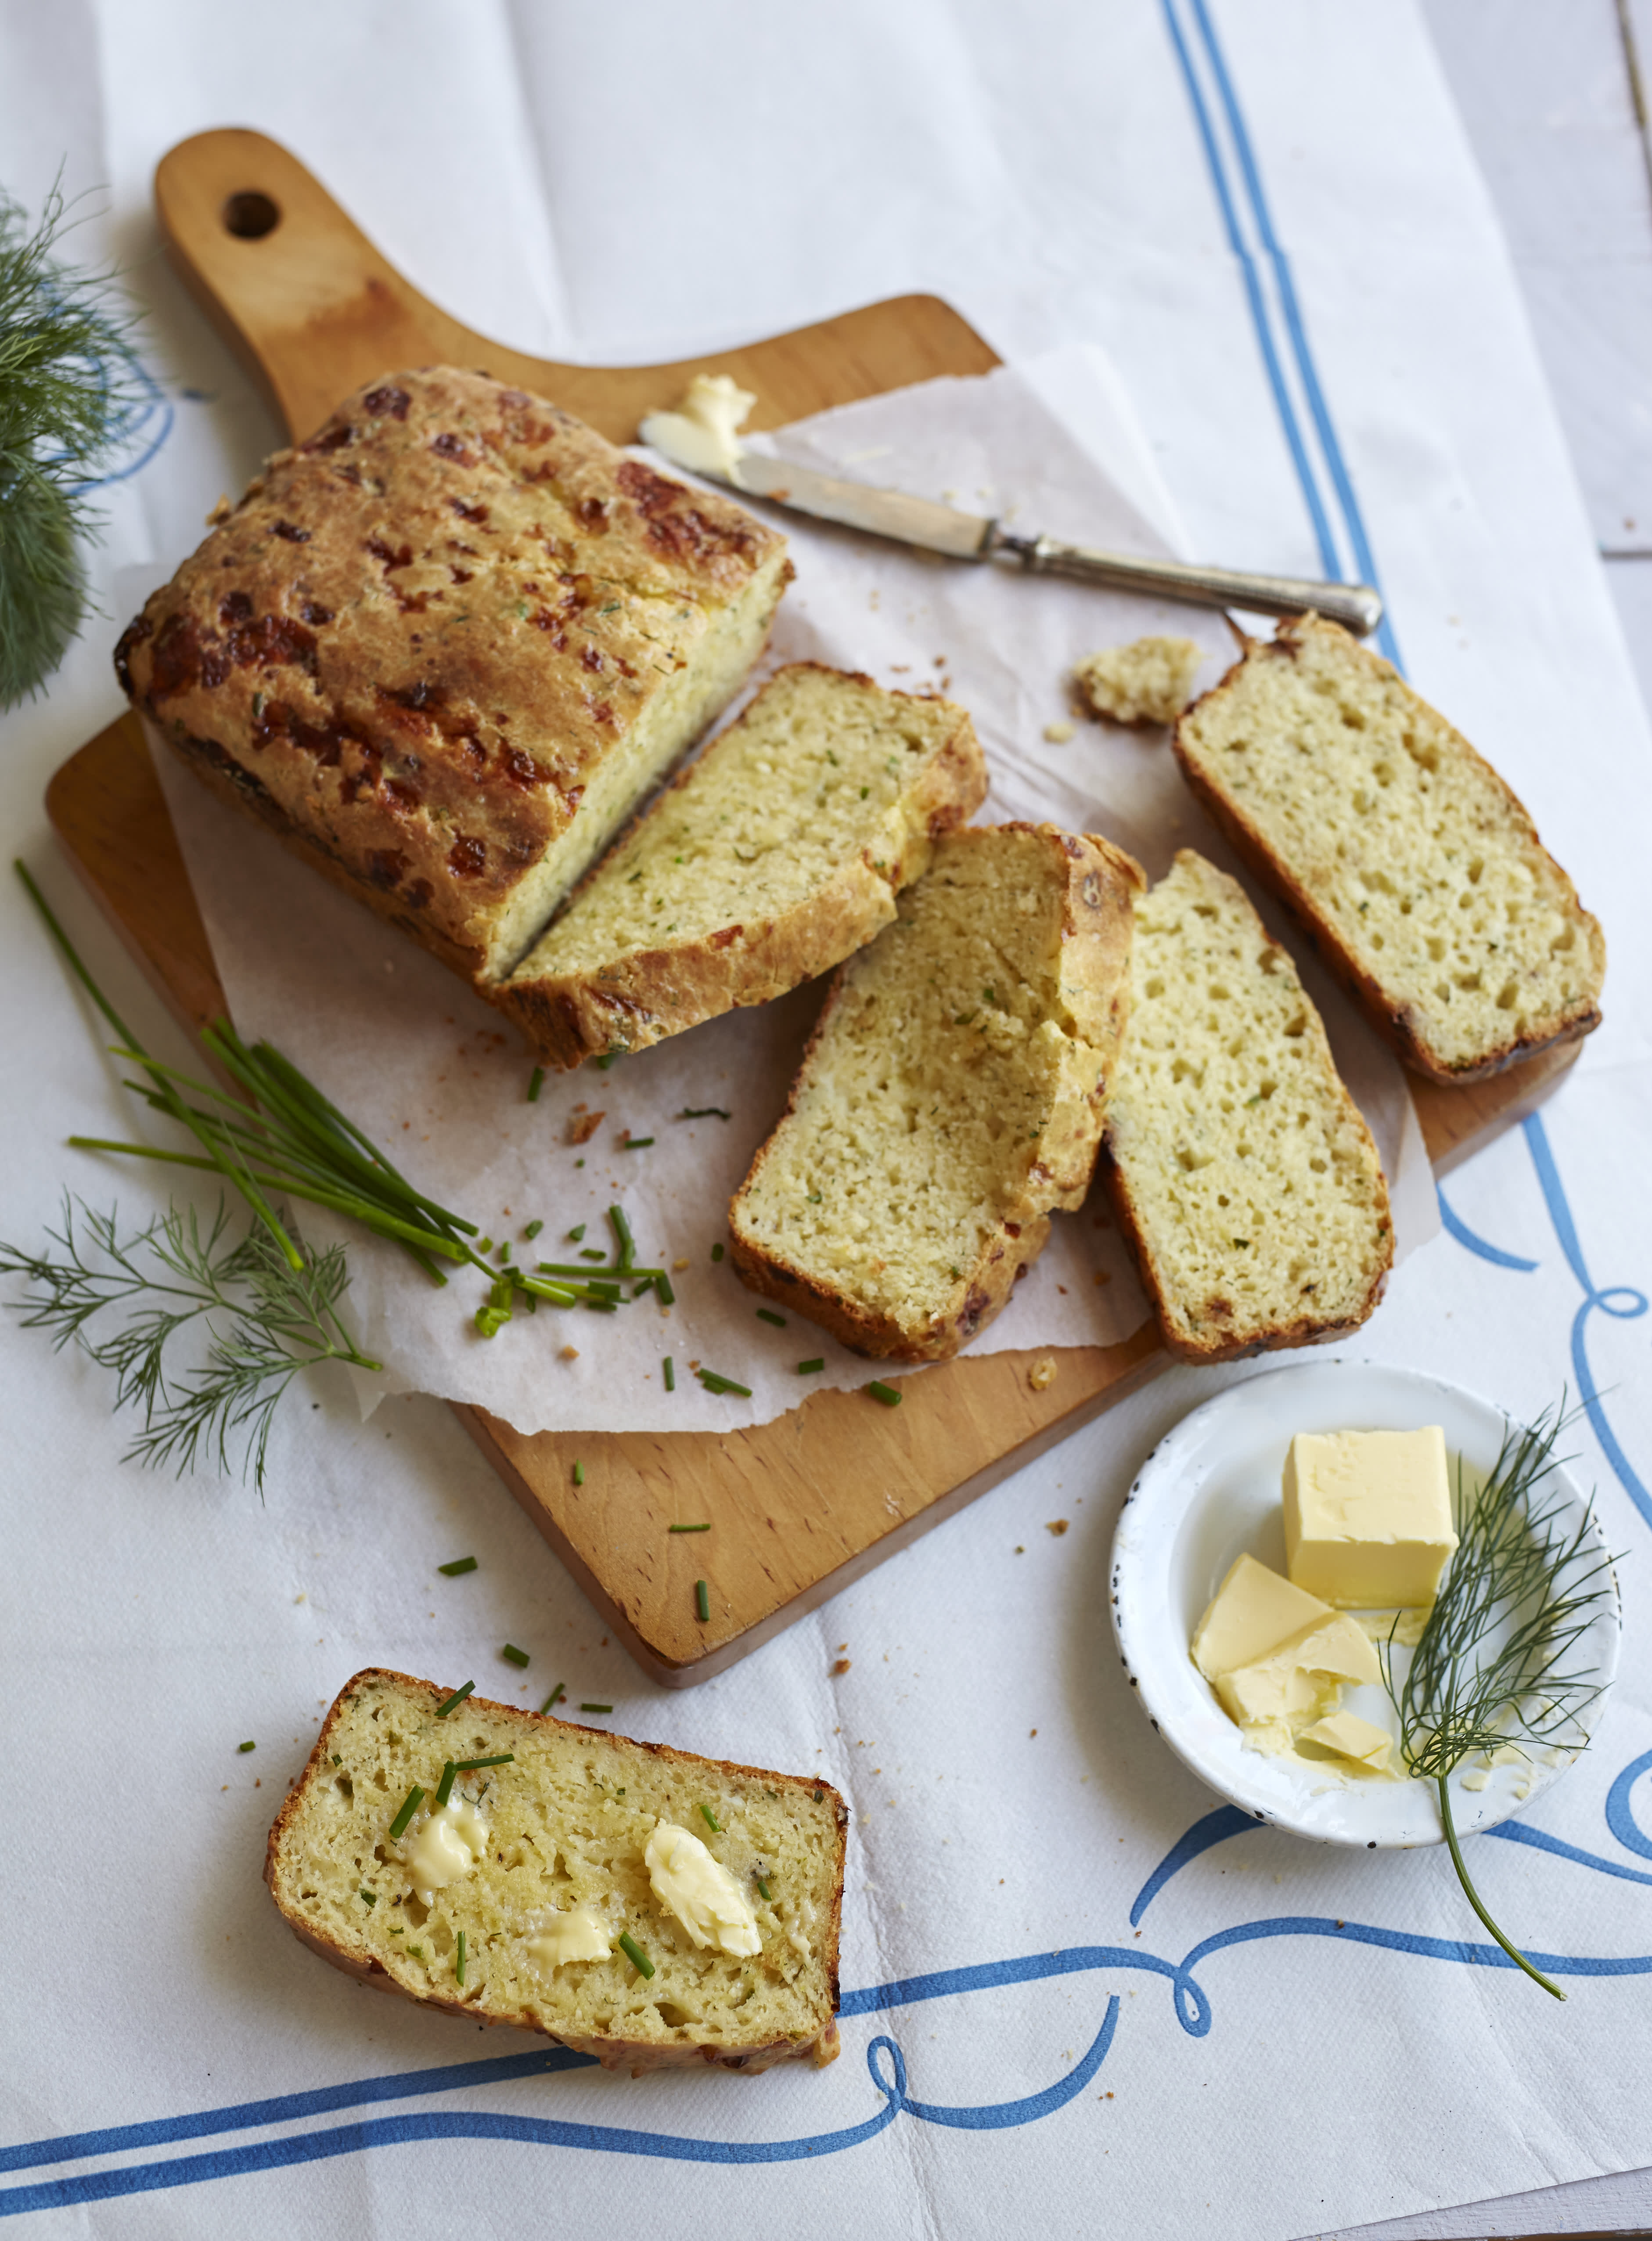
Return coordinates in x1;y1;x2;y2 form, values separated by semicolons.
639;375;756;485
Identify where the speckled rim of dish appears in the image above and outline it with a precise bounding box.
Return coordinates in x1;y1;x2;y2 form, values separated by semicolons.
1109;1358;1622;1849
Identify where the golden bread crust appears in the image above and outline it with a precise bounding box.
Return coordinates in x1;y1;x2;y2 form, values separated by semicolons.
117;367;787;982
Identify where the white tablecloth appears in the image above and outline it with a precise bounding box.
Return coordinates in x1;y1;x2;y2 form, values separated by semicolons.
3;6;1651;2237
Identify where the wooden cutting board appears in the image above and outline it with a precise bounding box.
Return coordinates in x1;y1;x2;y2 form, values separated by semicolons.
46;128;1581;1686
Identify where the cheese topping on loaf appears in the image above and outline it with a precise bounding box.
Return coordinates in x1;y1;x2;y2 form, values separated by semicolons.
497;663;987;1067
1172;614;1605;1080
265;1669;846;2075
1102;850;1392;1362
730;823;1141;1360
117;368;790;987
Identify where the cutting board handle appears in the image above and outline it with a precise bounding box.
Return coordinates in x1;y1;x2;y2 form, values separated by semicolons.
155;128;474;443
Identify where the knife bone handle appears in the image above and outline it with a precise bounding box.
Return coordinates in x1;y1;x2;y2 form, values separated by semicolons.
986;527;1383;638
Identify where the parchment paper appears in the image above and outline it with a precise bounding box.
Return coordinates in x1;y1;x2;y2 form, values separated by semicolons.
148;348;1437;1435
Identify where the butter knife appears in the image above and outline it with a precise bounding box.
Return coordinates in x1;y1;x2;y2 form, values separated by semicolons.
647;432;1383;638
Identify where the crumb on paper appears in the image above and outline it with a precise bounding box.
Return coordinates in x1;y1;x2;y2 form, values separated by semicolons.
559;1345;579;1362
831;1658;851;1677
1046;1519;1069;1536
1043;719;1075;744
673;1257;690;1271
566;1110;604;1146
1074;635;1201;727
1029;1356;1058;1391
1094;1270;1112;1286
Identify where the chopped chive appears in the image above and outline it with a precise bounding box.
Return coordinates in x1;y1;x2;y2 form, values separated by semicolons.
579;1248;605;1262
663;1355;676;1391
540;1683;566;1714
454;1753;514;1771
755;1875;772;1903
699;1804;722;1833
698;1373;752;1397
609;1204;636;1267
633;1279;655;1301
501;1643;530;1668
711;1243;724;1263
438;1555;478;1576
389;1785;425;1840
456;1929;466;1985
587;1280;621;1302
435;1760;457;1807
331;1754;342;1766
619;1932;655;1978
478;1237;493;1254
867;1380;902;1408
622;1136;654;1150
669;1521;711;1533
695;1578;711;1622
797;1358;824;1375
756;1308;786;1328
527;1066;545;1102
360;1888;377;1906
435;1681;475;1718
524;1219;543;1239
655;1271;676;1305
237;1740;256;1754
498;1241;512;1262
596;1051;623;1070
573;1460;585;1486
580;1702;612;1715
569;1223;587;1243
677;1106;731;1120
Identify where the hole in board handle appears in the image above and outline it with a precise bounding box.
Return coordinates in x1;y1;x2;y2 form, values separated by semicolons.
223;191;280;240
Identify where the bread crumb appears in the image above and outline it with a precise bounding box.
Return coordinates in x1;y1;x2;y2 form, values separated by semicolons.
1074;635;1200;726
673;1257;690;1271
566;1110;604;1146
294;1592;306;1603
1046;1519;1069;1536
559;1345;579;1362
1094;1269;1112;1286
1043;719;1075;744
1029;1356;1058;1391
831;1658;851;1676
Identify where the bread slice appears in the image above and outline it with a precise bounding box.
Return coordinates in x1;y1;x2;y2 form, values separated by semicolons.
1172;614;1605;1082
1101;850;1392;1363
265;1668;847;2076
493;664;987;1068
118;368;790;987
728;823;1142;1360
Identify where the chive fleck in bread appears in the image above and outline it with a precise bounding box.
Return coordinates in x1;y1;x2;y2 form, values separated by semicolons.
1101;850;1392;1363
1172;614;1605;1082
266;1669;846;2075
117;368;790;987
494;664;987;1068
729;823;1142;1360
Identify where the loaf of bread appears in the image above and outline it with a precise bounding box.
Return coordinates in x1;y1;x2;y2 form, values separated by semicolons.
117;368;790;987
494;663;987;1067
1101;850;1392;1363
266;1668;846;2075
1172;614;1605;1082
729;823;1142;1360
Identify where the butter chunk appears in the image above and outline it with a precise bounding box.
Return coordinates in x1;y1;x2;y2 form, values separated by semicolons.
1284;1427;1457;1607
1191;1553;1333;1680
1213;1611;1382;1748
1299;1711;1394;1771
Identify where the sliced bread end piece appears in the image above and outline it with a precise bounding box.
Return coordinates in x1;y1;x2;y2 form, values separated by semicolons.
728;822;1143;1361
265;1668;846;2076
1102;850;1392;1364
1172;613;1605;1083
493;664;987;1068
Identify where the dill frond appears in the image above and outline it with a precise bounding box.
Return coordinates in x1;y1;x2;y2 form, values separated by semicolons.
0;1196;382;1497
0;178;154;704
1383;1402;1620;1998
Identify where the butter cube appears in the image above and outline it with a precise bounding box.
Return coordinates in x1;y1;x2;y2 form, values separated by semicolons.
1283;1427;1457;1607
1298;1710;1394;1771
1191;1553;1332;1681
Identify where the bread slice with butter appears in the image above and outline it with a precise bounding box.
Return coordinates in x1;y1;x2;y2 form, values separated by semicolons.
266;1668;847;2075
493;663;987;1068
1101;850;1392;1363
728;822;1142;1360
1172;612;1605;1082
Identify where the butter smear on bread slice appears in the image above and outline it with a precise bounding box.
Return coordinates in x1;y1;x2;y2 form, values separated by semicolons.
266;1668;846;2074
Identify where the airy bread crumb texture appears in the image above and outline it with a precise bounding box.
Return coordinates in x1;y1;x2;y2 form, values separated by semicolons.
1102;850;1392;1362
730;823;1141;1359
1074;635;1202;726
497;664;986;1065
265;1670;846;2075
1172;614;1605;1080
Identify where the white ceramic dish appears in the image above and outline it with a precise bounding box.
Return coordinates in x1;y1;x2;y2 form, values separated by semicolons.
1109;1359;1621;1848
